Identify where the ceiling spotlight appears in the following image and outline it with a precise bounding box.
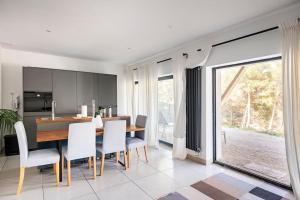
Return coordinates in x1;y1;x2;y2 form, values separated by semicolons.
46;29;51;33
128;48;131;50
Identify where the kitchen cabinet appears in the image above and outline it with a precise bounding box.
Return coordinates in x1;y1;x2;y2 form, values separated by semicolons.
76;72;99;114
53;70;77;114
23;67;52;92
98;74;117;114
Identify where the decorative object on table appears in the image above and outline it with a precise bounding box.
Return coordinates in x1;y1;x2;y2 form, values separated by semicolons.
81;105;88;118
0;109;21;153
76;114;82;118
159;173;293;200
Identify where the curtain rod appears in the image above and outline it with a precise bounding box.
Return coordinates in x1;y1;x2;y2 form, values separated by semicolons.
212;26;279;48
157;58;172;64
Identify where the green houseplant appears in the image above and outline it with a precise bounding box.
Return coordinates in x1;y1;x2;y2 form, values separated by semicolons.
0;109;21;152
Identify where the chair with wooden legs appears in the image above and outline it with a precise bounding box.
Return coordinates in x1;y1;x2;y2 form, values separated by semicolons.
14;121;60;195
63;122;96;186
96;120;127;176
126;115;148;168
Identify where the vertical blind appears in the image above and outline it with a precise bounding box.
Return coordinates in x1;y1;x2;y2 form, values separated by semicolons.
186;67;202;152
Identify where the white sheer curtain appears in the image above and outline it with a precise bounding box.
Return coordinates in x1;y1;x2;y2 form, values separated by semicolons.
281;20;300;199
125;69;135;120
172;55;187;159
137;63;159;147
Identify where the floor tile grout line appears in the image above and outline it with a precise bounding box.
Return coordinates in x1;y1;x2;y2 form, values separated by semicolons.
41;172;45;200
78;166;102;200
122;170;155;200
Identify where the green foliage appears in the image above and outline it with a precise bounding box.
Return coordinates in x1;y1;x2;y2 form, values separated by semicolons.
0;109;21;150
221;60;284;135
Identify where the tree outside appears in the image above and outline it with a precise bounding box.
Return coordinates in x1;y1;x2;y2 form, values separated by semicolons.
221;59;283;136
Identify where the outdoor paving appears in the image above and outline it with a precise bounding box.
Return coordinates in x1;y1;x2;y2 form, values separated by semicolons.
220;128;290;185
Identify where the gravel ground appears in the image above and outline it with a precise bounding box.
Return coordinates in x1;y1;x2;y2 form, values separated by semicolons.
219;128;290;185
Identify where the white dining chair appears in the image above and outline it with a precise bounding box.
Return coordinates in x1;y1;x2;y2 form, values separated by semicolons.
14;121;60;195
62;122;96;186
126;115;148;167
96;120;127;176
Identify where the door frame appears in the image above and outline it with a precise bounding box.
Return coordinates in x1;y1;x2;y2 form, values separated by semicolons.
212;56;291;190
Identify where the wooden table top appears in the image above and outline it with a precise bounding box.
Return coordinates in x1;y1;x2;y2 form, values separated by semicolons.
36;115;130;125
36;125;144;142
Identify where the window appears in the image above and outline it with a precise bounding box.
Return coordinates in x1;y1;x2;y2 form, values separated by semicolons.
158;75;174;145
213;57;290;188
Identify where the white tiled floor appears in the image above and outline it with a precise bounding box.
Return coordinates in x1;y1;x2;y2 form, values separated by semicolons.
0;146;294;200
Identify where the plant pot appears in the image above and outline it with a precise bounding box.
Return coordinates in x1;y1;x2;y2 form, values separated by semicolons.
4;134;19;156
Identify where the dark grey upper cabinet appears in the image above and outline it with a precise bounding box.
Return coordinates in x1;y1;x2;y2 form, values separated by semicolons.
76;72;98;114
98;74;117;113
23;67;52;92
53;70;77;114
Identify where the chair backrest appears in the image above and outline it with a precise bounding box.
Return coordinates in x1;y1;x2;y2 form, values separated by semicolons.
92;115;103;129
14;121;28;167
67;122;96;160
135;115;147;140
103;120;126;153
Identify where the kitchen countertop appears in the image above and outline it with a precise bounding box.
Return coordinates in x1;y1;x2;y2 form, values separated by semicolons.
36;115;130;125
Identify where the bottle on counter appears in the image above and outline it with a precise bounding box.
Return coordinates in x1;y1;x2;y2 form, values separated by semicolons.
108;106;112;118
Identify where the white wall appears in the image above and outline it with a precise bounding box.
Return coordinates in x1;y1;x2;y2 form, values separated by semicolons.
127;2;300;163
1;48;126;116
0;46;2;108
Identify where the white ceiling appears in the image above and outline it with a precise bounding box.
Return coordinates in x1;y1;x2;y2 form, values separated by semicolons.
0;0;297;65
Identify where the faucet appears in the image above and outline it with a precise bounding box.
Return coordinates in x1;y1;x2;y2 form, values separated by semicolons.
51;100;56;120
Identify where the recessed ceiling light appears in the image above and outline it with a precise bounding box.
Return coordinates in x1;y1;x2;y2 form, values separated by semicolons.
128;48;131;50
168;25;173;29
46;29;51;33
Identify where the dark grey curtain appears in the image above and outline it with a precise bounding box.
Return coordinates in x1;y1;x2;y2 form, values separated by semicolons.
186;67;202;152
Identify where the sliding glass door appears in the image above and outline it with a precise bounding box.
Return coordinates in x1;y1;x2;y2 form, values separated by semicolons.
213;58;290;187
158;75;174;145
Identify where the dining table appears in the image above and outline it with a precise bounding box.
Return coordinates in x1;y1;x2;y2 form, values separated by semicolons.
35;115;144;182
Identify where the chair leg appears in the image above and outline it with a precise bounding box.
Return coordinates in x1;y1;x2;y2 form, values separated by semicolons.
136;148;139;157
124;150;128;170
16;167;25;195
67;160;71;186
53;163;56;175
116;152;120;163
100;154;105;176
88;157;91;169
144;145;148;162
93;156;96;179
55;162;59;186
61;157;64;176
127;149;131;168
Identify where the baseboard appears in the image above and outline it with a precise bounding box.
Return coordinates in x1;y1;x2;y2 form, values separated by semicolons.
186;154;207;165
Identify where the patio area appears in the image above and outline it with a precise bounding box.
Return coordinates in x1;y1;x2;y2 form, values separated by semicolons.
219;128;290;185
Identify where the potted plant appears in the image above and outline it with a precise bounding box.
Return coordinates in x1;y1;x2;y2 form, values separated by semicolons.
0;109;21;154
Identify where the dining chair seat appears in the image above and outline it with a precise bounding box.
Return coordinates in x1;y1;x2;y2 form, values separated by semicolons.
126;137;146;149
25;149;60;168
